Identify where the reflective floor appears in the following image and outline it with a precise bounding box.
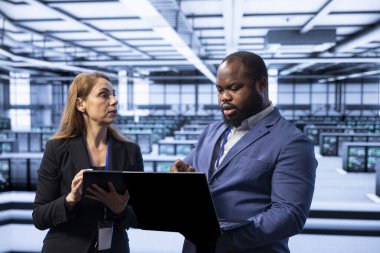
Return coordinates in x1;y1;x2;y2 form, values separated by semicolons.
0;146;379;253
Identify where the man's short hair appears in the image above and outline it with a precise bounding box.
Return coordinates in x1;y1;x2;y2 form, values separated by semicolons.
221;51;268;82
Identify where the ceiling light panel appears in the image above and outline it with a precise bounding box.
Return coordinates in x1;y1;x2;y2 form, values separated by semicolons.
84;19;151;30
318;14;380;26
244;0;325;13
47;2;137;19
0;1;57;19
334;0;380;11
180;0;222;15
51;32;105;41
108;31;159;40
18;20;82;32
243;15;310;27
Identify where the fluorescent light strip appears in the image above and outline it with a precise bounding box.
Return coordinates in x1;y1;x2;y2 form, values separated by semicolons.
120;0;216;83
319;69;380;83
301;0;339;33
0;48;118;77
223;0;244;54
48;57;380;67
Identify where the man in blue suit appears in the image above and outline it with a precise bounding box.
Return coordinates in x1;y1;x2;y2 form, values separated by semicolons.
170;51;318;253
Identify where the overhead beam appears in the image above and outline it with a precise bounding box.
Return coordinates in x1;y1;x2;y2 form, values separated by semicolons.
301;0;339;33
0;48;118;77
280;0;339;74
0;11;113;60
49;56;380;67
333;20;380;53
222;0;244;54
319;69;380;83
120;0;216;83
267;29;336;45
24;0;151;59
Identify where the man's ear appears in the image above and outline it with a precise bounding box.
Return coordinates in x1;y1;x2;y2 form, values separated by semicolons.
256;77;267;94
76;98;86;112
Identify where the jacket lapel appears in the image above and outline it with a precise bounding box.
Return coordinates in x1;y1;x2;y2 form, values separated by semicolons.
67;135;92;172
66;135;126;172
107;136;126;171
206;124;231;173
215;109;281;174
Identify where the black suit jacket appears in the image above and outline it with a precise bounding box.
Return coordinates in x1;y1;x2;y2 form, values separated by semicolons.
32;134;144;253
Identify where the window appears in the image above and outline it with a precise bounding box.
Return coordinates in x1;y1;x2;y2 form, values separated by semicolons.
9;72;31;130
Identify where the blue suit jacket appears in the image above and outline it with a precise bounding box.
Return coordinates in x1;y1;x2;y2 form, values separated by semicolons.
183;108;317;253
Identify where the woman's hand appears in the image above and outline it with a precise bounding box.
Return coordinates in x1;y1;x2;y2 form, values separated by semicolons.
65;169;88;208
85;182;130;215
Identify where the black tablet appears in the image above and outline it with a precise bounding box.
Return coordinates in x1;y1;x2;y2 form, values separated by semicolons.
82;171;221;245
82;170;127;196
123;171;222;245
83;171;221;245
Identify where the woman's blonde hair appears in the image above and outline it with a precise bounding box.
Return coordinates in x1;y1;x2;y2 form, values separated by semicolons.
52;72;128;142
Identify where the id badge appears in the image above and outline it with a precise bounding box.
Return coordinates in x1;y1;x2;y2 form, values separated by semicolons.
98;221;113;251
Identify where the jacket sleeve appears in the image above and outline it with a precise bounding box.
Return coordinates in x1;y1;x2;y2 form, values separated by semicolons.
32;140;72;230
215;136;317;251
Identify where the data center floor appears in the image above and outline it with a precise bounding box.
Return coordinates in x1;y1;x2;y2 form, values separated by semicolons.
0;146;379;253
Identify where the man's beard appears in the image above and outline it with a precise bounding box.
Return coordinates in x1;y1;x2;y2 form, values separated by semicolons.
221;94;264;127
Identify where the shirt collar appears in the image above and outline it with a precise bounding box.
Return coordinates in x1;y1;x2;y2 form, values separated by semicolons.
235;102;274;131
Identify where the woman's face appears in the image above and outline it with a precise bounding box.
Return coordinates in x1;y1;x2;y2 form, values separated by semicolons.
80;78;118;126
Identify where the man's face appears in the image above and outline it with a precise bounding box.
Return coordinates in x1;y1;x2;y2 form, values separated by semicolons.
216;60;265;127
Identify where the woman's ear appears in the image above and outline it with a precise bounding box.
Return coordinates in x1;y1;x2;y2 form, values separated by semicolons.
76;98;86;112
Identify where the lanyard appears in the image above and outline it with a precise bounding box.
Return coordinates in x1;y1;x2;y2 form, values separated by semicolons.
215;127;232;168
104;142;109;171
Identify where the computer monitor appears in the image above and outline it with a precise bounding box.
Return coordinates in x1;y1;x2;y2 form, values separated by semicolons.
353;136;367;142
376;162;380;197
304;127;318;145
41;133;52;151
29;133;41;152
337;136;353;156
0;159;10;191
137;134;152;154
1;142;13;153
16;133;29;152
0;118;11;130
10;158;28;190
367;147;380;172
143;161;154;172
29;158;42;191
320;136;337;156
174;134;187;140
125;133;137;143
176;144;193;156
346;146;366;172
368;136;380;142
187;133;200;140
159;144;175;155
156;161;173;172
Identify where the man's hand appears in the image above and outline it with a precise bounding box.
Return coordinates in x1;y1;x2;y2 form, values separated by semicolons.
169;159;196;172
